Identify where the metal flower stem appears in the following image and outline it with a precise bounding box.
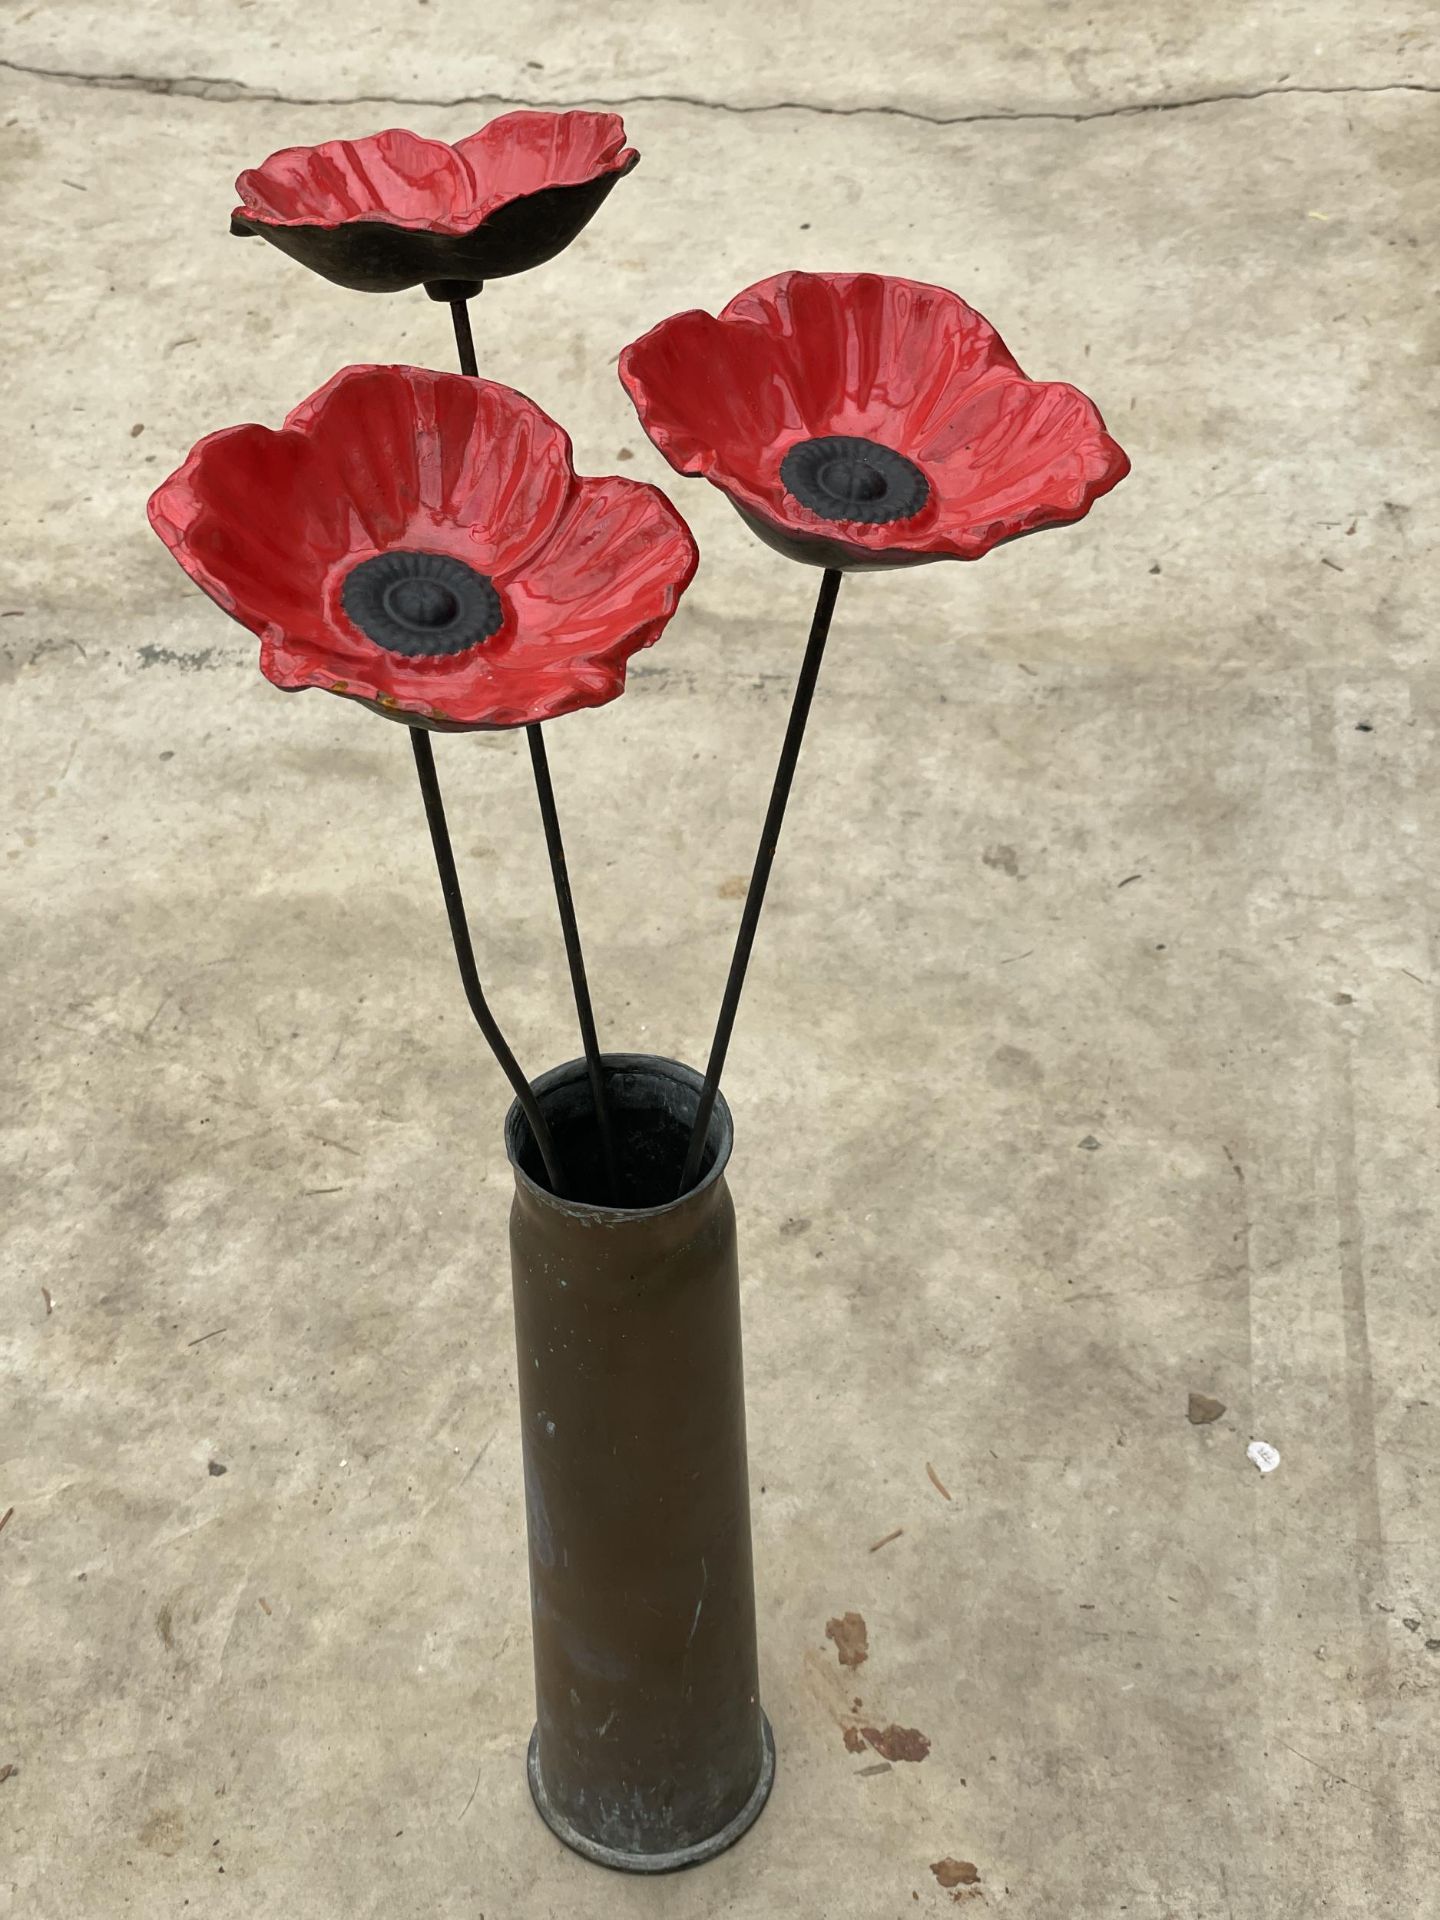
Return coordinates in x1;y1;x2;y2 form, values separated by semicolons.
525;725;621;1196
409;725;566;1196
678;567;844;1195
449;296;479;379
448;295;620;1199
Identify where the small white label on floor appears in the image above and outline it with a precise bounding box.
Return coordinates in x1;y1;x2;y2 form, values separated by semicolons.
1247;1439;1281;1474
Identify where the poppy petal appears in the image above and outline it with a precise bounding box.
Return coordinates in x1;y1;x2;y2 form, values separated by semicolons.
619;306;804;483
499;477;700;721
234;114;637;234
148;423;341;646
235;129;474;229
720;272;1021;444
286;365;575;580
454;111;637;220
918;377;1131;556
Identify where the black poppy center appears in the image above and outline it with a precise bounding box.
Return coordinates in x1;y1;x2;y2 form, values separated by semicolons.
342;551;503;658
387;576;459;630
780;436;929;526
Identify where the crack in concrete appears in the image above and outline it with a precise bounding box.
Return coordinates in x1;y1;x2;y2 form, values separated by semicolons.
1;58;1435;123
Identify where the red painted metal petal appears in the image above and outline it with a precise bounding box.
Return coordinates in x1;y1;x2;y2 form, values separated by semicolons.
719;272;1021;443
147;422;341;647
233;113;637;234
283;365;576;578
914;376;1131;558
453;110;637;216
496;476;700;723
619;305;803;483
233;129;474;229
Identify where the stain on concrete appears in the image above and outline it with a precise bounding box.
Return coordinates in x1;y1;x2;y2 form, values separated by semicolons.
861;1724;930;1763
982;844;1020;877
826;1611;869;1668
137;644;217;672
843;1725;867;1754
1188;1392;1226;1424
138;1808;184;1855
155;1602;175;1651
987;1043;1043;1088
932;1858;981;1889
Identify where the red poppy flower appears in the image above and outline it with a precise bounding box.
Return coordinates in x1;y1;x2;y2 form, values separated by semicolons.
618;271;1129;571
230;112;639;295
147;364;697;731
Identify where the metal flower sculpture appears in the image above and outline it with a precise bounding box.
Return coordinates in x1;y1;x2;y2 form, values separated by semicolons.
619;269;1129;571
620;270;1130;1187
148;363;695;731
152;106;1133;1870
231;112;639;298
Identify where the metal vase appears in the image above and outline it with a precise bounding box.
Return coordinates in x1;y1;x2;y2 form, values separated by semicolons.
504;1053;774;1873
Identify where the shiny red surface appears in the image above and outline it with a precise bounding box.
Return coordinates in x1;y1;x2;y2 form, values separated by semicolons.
233;113;637;233
147;366;698;731
619;271;1130;570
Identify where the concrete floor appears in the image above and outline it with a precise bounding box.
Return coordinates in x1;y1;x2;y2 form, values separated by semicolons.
2;5;1438;1915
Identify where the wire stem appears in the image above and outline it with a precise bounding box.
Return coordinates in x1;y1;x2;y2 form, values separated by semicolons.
409;727;565;1194
678;567;844;1194
526;724;620;1199
447;292;618;1198
450;297;479;377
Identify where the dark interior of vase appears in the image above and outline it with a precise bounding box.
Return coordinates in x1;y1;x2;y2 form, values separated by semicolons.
509;1055;728;1210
